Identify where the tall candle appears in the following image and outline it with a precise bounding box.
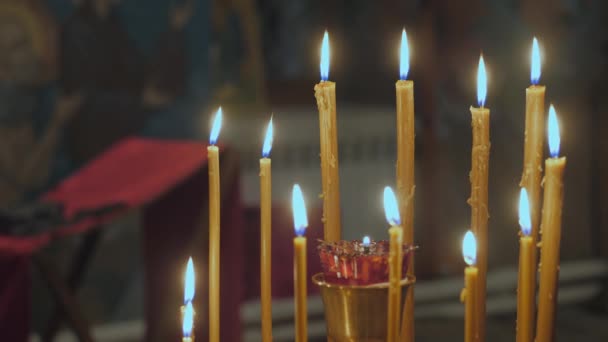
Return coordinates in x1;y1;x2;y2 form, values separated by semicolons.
395;29;415;342
384;186;403;342
462;231;478;342
535;105;566;342
260;118;273;342
208;108;222;342
292;185;308;342
516;189;534;342
520;38;545;307
469;55;490;341
182;257;195;342
314;31;341;242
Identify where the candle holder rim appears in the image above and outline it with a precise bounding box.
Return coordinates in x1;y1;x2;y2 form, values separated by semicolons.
312;272;415;290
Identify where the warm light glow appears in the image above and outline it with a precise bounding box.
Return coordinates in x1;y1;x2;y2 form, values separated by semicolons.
477;55;487;107
292;184;308;236
400;29;410;80
462;230;477;266
262;117;273;157
320;31;330;81
531;37;541;85
362;235;371;247
209;107;223;145
383;186;401;226
519;188;532;236
548;105;561;158
182;301;194;338
184;257;195;304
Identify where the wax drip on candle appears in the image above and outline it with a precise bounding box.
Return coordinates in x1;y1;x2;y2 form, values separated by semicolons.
209;107;223;145
477;55;487;108
462;231;477;266
292;184;308;236
548;105;560;158
184;257;195;304
400;29;410;80
320;31;330;81
262;116;273;157
531;37;541;85
519;188;532;236
383;186;401;226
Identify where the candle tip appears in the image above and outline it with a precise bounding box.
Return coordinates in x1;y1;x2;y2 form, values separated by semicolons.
462;231;477;266
548;105;561;157
400;28;410;80
518;188;532;236
292;184;308;236
383;186;401;226
209;107;223;145
531;37;541;85
262;116;273;157
320;31;330;81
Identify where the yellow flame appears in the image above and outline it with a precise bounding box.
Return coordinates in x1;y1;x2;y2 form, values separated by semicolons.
531;37;541;84
400;29;410;80
320;31;330;81
262;117;273;157
477;55;487;107
548;105;561;157
462;230;477;266
292;184;308;236
184;257;195;303
209;107;223;145
383;186;401;226
182;301;194;337
518;188;532;236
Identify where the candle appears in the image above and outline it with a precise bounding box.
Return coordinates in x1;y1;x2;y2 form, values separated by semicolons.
182;257;195;342
520;38;545;302
384;186;403;342
314;31;342;242
208;108;222;342
292;184;308;342
260;117;273;342
462;231;478;342
395;29;415;342
535;105;566;342
468;55;490;341
516;188;534;342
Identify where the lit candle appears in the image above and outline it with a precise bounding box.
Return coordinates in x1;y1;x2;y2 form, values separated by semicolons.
260;117;273;342
384;186;403;342
292;184;308;342
314;31;342;242
395;29;416;342
520;38;545;301
535;105;566;342
461;231;478;342
516;188;534;342
182;257;195;342
468;55;490;341
208;108;222;342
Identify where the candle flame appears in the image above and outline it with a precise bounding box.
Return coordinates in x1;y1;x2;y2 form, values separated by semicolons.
477;55;487;107
320;31;330;81
548;105;561;157
209;107;223;145
462;230;477;266
383;186;401;226
292;184;308;236
262;117;273;157
184;257;195;303
400;29;410;80
531;37;541;85
518;188;532;236
362;235;371;247
182;301;194;338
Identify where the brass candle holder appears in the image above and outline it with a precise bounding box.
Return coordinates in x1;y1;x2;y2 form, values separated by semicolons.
313;273;415;342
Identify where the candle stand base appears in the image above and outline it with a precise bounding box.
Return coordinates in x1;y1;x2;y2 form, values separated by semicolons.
313;273;415;342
